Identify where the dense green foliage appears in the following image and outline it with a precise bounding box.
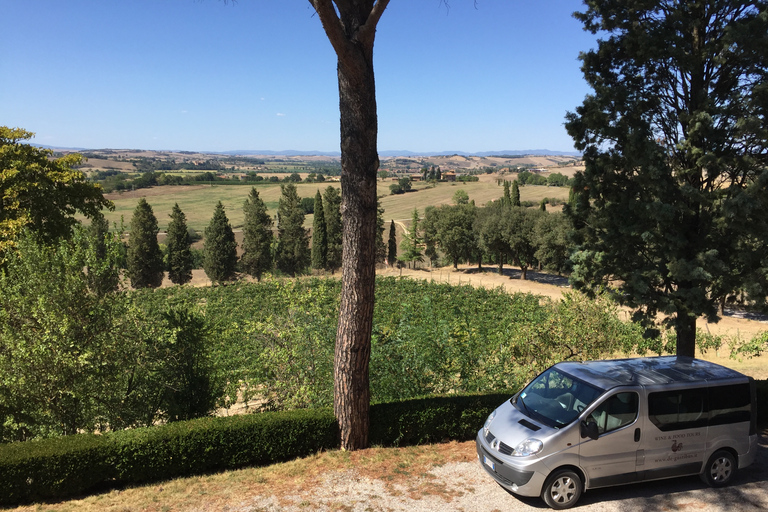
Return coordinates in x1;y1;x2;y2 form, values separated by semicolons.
166;203;193;285
510;179;521;207
203;202;238;283
533;211;572;275
376;199;387;264
130;277;656;413
387;219;397;265
565;0;768;356
276;183;310;276
126;198;164;289
0;228;228;442
311;190;327;270
0;407;338;505
322;186;342;272
0;229;139;440
0;127;112;256
398;209;423;268
240;187;274;281
505;206;545;279
423;202;477;269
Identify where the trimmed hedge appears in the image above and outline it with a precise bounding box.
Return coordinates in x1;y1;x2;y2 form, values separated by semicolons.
0;384;764;506
370;393;511;446
0;433;111;506
0;393;504;506
0;407;338;506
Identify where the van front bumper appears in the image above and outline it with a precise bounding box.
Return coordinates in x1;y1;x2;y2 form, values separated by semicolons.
475;431;547;498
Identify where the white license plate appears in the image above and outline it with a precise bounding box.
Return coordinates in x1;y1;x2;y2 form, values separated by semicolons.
483;455;495;471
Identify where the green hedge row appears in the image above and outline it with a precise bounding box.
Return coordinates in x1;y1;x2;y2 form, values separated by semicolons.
0;393;508;506
2;384;764;507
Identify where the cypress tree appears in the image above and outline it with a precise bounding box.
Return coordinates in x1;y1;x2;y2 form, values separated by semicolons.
241;187;273;281
203;201;237;284
167;203;193;285
375;199;386;264
511;180;521;207
323;186;342;273
502;180;511;208
127;198;164;289
276;183;310;276
387;219;397;266
311;190;327;270
87;212;120;295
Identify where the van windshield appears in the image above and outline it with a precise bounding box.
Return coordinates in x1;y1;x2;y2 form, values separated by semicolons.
513;367;602;428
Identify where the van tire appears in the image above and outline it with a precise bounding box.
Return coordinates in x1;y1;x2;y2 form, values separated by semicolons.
700;450;736;487
541;469;582;509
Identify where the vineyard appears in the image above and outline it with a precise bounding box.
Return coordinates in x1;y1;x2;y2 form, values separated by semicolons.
134;277;649;413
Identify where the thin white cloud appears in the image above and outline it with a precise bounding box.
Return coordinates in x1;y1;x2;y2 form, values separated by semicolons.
276;112;286;117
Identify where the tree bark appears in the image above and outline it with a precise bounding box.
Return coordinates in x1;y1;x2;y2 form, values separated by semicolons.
675;312;697;358
310;0;389;451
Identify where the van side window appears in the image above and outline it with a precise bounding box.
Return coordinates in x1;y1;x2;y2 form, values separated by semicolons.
648;388;707;431
708;383;751;426
587;392;638;435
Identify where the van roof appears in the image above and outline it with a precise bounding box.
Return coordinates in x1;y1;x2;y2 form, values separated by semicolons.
556;356;748;390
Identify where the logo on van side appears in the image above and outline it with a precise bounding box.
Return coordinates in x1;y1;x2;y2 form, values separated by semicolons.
671;440;683;452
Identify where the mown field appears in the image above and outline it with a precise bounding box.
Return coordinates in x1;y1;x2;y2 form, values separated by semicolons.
99;177;571;233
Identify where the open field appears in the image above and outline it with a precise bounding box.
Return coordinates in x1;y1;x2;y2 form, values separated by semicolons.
101;177;571;232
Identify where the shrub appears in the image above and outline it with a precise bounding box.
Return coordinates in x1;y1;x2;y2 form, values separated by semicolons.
369;393;511;446
0;407;338;505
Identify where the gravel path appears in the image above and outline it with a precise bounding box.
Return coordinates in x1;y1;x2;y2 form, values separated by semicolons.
237;431;768;512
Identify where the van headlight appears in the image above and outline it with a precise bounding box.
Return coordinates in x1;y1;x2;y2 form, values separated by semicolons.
483;410;497;434
513;438;543;457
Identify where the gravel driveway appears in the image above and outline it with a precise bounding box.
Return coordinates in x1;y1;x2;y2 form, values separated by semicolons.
242;430;768;512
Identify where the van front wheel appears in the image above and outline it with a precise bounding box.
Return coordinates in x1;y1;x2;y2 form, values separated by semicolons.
541;469;582;509
701;450;736;487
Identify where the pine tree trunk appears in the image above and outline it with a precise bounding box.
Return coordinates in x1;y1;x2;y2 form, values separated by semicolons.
675;312;697;358
333;43;378;451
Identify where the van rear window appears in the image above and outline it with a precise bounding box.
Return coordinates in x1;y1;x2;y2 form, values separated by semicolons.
708;383;751;426
648;384;751;432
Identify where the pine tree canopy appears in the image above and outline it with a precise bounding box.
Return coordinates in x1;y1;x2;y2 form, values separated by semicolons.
565;0;768;356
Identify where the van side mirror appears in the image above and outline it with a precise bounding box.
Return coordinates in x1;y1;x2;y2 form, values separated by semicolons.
580;419;599;440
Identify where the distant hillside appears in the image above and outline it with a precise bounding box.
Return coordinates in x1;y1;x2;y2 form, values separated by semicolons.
32;144;579;159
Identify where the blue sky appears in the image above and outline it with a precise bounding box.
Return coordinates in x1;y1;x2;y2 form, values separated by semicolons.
1;1;597;154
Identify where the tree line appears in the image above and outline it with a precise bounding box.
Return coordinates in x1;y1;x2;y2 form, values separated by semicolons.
125;184;352;287
394;182;572;280
93;168;332;193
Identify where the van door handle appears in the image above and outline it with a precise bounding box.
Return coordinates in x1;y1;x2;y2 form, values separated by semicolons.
634;428;641;442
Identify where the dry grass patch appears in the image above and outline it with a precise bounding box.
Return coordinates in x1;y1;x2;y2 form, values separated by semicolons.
7;441;477;512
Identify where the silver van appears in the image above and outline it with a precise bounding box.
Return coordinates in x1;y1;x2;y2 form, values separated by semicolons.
476;356;758;509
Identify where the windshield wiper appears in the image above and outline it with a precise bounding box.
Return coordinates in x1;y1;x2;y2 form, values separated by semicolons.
515;394;531;415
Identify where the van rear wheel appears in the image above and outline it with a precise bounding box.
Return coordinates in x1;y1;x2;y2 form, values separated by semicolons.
701;450;736;487
541;469;582;509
